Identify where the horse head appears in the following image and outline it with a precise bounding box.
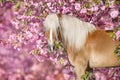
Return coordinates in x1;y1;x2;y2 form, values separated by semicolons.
44;14;61;51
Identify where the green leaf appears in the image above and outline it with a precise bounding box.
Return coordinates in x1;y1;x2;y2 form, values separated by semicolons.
55;41;61;49
0;0;2;3
15;2;21;11
81;71;89;80
109;32;115;38
105;0;109;7
114;45;120;54
94;0;101;5
81;71;94;80
114;0;120;5
82;3;90;8
26;9;33;16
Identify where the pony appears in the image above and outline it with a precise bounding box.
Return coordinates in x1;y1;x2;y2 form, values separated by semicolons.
44;13;120;80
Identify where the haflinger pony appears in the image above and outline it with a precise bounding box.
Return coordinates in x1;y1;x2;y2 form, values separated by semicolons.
44;13;120;80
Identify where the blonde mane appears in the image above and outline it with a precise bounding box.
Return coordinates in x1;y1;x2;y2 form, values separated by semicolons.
44;14;96;50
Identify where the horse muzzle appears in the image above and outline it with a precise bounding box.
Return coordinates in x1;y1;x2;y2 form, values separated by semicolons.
47;44;55;52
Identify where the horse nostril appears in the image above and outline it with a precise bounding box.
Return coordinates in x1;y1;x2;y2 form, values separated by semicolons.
53;45;55;50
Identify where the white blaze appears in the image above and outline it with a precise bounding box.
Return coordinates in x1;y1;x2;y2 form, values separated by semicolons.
49;29;53;51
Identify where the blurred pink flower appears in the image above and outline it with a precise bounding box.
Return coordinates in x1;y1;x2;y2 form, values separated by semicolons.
105;26;114;30
100;6;106;10
47;2;51;7
62;7;70;14
94;71;107;80
104;23;114;30
8;74;22;80
25;74;35;80
0;68;5;77
80;8;87;13
109;10;119;18
74;3;81;11
115;30;120;40
91;6;99;11
69;0;75;2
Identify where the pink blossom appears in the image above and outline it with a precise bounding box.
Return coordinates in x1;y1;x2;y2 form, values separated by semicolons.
91;6;99;11
109;10;119;18
62;7;70;14
74;3;81;11
105;26;114;30
115;30;120;40
8;74;22;80
100;6;106;10
104;23;114;30
25;74;35;80
94;71;107;80
0;68;5;77
25;31;33;39
47;2;51;7
80;8;87;13
69;0;75;2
